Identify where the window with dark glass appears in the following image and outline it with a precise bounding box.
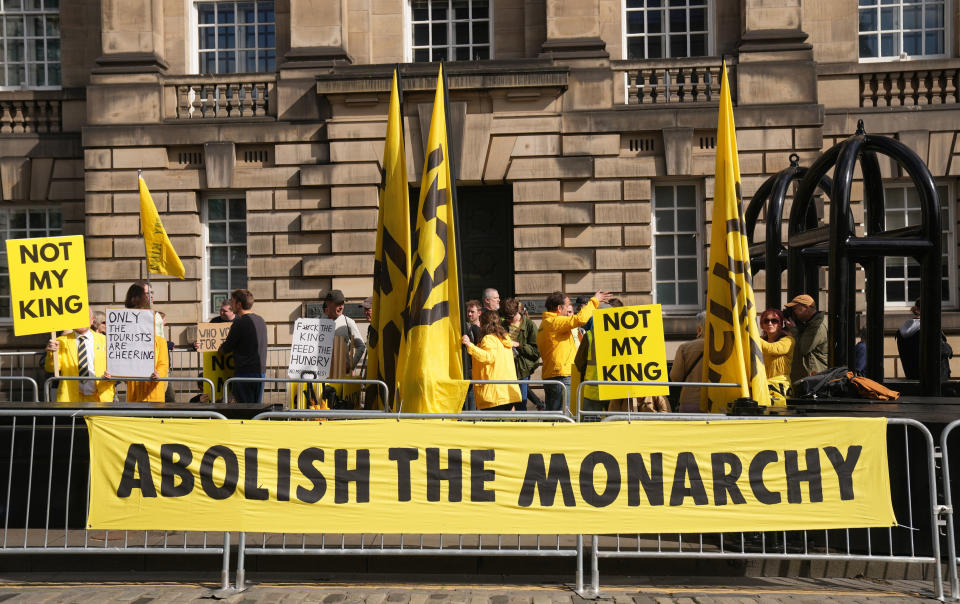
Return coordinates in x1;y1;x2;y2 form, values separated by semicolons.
858;0;946;60
0;0;60;88
205;196;247;314
653;184;701;308
411;0;490;62
197;0;275;73
625;0;708;59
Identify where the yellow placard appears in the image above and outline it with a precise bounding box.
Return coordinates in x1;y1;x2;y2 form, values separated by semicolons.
5;235;89;336
592;305;669;399
202;352;234;402
87;417;895;534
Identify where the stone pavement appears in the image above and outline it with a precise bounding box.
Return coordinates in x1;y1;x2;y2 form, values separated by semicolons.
0;575;945;603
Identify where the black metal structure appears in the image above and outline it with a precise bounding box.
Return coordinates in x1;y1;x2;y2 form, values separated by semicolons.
744;153;831;309
787;121;943;395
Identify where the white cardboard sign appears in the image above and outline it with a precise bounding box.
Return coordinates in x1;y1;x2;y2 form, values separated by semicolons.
106;308;156;378
287;317;335;379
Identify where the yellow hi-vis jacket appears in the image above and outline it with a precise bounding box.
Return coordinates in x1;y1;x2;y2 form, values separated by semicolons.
465;334;521;409
537;297;598;379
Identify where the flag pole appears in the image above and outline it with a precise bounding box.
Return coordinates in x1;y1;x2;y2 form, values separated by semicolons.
137;169;154;311
440;64;467;378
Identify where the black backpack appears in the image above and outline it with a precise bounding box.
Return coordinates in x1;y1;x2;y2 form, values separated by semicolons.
792;367;852;398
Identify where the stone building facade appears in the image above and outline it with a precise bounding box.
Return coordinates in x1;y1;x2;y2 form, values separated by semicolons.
1;0;959;379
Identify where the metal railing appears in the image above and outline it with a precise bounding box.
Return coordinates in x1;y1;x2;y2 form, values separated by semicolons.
0;376;38;403
223;377;389;410
938;419;960;600
0;409;232;590
584;416;943;600
575;380;741;420
44;376;215;404
0;351;45;403
235;410;582;592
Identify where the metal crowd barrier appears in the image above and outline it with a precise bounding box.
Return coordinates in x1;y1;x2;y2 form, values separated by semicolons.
938;419;960;600
576;380;740;420
443;379;568;414
234;410;584;593
44;376;216;403
0;409;232;591
0;376;39;403
583;415;944;601
223;376;389;410
0;351;45;403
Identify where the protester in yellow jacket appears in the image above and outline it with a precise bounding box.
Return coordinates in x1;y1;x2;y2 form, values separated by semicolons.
461;310;522;410
759;308;794;404
44;310;115;403
123;281;169;403
536;289;612;412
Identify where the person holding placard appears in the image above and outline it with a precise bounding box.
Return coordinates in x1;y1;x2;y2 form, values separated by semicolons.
759;308;795;404
45;309;115;402
123;281;169;402
461;310;522;411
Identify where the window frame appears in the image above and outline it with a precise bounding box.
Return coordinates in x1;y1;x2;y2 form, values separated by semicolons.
405;0;494;63
0;205;63;323
620;0;713;61
857;0;951;62
189;0;277;75
881;181;956;309
0;0;61;90
652;181;704;312
201;193;248;318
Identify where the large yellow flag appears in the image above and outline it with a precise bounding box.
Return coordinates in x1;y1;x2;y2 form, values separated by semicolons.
397;66;469;413
366;70;411;410
139;176;185;279
702;63;770;412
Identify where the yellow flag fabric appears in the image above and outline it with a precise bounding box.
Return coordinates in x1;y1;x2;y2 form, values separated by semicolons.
702;63;770;412
86;416;896;534
397;66;469;413
366;70;411;411
139;177;185;279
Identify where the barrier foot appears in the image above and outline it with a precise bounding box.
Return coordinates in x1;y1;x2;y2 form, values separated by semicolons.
235;532;247;592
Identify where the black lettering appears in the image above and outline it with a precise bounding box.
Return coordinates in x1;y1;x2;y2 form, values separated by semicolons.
244;448;269;501
517;453;576;507
427;448;462;502
601;365;618;381
19;243;38;263
116;443;157;498
18;299;36;319
296;447;326;503
824;445;861;501
669;452;708;506
785;448;823;503
602;313;619;331
626;452;663;506
335;449;370;503
389;447;419;502
277;448;291;502
620;311;638;329
612;338;631;356
65;295;82;313
470;449;495;502
643;362;662;380
625;362;644;381
579;451;620;508
749;450;781;504
160;444;194;497
199;445;238;500
711;452;746;505
28;271;51;291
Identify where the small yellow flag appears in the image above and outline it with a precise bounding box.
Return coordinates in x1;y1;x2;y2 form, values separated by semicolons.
701;62;770;412
139;176;185;279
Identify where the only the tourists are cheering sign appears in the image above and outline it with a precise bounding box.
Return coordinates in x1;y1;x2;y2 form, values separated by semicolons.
86;417;895;534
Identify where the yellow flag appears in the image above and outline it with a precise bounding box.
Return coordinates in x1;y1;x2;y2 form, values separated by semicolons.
366;70;411;411
397;66;469;413
139;177;185;279
702;63;770;412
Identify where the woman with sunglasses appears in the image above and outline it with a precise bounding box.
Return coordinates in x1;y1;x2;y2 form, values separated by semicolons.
758;308;794;404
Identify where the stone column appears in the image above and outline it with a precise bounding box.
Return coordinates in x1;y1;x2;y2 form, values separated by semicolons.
540;0;611;110
736;0;817;105
94;0;168;74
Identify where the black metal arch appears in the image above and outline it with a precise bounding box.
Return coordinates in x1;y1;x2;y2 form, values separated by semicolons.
788;121;943;395
745;153;832;310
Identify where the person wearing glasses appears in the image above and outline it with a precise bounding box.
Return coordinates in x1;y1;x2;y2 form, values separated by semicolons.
758;308;795;404
784;294;828;383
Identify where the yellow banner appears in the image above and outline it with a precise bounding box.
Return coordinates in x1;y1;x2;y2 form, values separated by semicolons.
702;62;770;412
5;235;89;336
592;305;669;399
87;417;895;534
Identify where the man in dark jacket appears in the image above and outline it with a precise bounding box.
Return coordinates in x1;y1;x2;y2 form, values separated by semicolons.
218;289;268;403
786;294;828;383
896;297;952;381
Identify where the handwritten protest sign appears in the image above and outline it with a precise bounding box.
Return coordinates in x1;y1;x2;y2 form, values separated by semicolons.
287;317;335;379
592;304;669;399
5;235;89;336
106;308;156;377
195;322;233;352
203;352;234;402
